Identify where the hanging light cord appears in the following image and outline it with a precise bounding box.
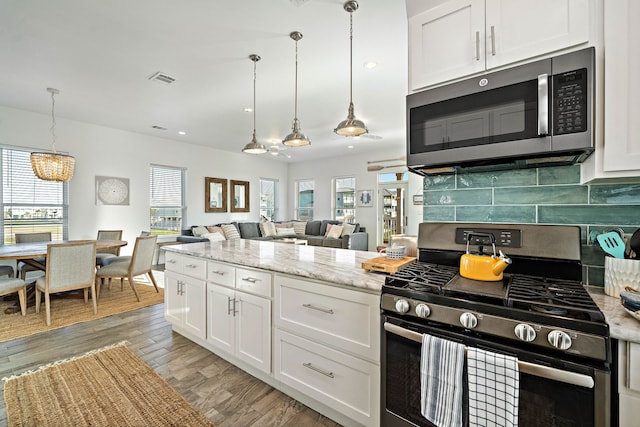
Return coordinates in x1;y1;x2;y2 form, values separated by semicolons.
294;37;299;121
348;10;354;105
50;90;58;153
252;58;257;138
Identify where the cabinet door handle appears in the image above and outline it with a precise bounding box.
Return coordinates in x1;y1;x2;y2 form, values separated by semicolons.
538;73;549;136
490;25;496;56
475;31;480;60
227;296;234;315
302;303;334;314
303;362;334;379
176;280;181;296
233;298;238;317
242;277;258;283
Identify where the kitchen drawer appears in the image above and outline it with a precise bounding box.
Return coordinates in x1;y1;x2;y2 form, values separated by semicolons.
235;267;271;298
275;275;379;362
207;260;235;288
274;329;379;427
164;253;206;280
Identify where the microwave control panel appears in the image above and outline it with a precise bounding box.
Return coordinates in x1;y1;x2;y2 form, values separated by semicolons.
553;68;587;135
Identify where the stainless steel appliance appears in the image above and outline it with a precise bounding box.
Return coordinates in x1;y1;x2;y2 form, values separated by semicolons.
381;222;611;427
407;48;595;175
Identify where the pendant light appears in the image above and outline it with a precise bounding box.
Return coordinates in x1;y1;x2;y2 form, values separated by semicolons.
334;0;368;137
283;31;310;147
242;54;268;154
30;88;76;182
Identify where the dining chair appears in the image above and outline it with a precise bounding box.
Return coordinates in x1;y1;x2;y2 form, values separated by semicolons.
0;277;27;316
35;240;97;326
0;265;15;278
15;232;52;280
101;231;151;266
95;229;123;267
95;235;158;302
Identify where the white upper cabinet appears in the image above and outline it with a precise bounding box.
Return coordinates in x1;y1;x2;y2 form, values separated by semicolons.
408;0;590;91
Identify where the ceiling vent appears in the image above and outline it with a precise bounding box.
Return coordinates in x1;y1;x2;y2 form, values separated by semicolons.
148;72;176;85
151;125;167;131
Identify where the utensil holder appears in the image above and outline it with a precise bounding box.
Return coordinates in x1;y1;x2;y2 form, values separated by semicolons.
604;257;640;297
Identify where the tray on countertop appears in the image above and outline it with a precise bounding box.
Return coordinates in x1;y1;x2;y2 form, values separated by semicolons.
362;256;416;273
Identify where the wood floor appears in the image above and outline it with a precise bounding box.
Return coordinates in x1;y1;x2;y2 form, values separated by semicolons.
0;303;342;427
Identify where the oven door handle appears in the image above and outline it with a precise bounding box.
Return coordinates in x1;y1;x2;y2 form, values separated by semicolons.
384;322;595;389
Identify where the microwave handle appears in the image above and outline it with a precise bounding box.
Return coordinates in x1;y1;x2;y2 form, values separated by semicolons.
383;321;595;389
537;73;549;136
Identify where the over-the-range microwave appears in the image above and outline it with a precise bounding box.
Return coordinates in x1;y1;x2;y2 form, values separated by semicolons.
407;47;595;175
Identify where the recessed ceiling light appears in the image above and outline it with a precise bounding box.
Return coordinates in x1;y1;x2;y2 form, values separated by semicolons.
347;145;354;149
178;131;186;135
364;61;378;69
244;107;253;113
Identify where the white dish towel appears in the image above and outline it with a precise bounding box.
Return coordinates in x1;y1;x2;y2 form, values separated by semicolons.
420;333;465;427
467;347;519;427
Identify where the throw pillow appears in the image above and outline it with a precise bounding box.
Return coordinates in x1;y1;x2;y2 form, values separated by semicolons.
275;222;293;229
206;226;224;236
341;223;356;237
192;225;209;237
293;221;307;235
221;224;241;240
275;227;296;236
202;232;225;242
327;225;343;239
260;221;277;237
324;223;333;237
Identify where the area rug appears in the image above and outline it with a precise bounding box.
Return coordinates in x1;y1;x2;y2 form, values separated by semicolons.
0;276;164;343
3;342;215;426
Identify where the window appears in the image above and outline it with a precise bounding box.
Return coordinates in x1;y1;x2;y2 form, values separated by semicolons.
259;178;278;221
333;176;355;222
2;147;69;244
150;164;185;235
295;179;314;220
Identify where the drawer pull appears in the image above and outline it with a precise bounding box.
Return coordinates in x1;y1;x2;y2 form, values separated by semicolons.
302;303;334;314
167;259;177;264
211;270;226;276
303;362;334;378
185;264;198;269
242;277;258;283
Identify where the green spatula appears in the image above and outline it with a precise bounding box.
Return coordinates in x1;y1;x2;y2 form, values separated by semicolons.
596;231;626;259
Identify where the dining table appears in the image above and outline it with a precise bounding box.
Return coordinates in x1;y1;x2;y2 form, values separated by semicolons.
0;239;128;314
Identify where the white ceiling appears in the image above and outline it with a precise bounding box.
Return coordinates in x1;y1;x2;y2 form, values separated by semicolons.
0;0;409;163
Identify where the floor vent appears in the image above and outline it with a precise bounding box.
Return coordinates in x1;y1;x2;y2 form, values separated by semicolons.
148;72;176;85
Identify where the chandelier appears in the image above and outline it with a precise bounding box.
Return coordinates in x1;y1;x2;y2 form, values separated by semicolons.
334;0;368;137
30;88;75;182
242;54;268;154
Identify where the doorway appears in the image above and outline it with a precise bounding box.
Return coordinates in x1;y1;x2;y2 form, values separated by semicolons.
377;172;408;247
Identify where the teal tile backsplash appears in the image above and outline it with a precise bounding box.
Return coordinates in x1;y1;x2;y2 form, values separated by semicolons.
423;165;640;287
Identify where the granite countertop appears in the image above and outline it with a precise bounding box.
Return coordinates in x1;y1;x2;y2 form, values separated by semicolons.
162;239;387;293
589;286;640;343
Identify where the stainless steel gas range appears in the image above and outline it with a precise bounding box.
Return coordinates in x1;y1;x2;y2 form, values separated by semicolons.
381;222;611;427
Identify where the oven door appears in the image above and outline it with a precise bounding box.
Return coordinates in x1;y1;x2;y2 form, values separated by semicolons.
381;315;610;427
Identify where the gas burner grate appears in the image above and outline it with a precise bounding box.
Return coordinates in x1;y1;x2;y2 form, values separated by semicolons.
384;263;458;291
508;275;600;312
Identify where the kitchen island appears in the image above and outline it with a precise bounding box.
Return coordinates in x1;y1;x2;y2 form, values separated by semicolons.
162;240;386;427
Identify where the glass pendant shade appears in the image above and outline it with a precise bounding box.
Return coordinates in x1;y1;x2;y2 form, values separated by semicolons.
283;31;310;147
334;1;368;137
242;54;267;154
31;88;76;182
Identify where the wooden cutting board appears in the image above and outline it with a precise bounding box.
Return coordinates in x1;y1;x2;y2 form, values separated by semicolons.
362;256;416;273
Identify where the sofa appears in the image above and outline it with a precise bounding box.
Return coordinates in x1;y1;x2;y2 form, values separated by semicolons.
177;219;368;251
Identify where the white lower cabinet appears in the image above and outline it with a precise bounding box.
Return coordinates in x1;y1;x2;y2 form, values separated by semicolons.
274;274;380;427
618;340;640;425
206;265;271;374
164;254;207;341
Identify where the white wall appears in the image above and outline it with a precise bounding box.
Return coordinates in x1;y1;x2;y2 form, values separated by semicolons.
0;106;289;255
288;147;423;251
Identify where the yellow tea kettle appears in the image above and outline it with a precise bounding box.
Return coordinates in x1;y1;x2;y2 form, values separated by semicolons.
460;233;512;281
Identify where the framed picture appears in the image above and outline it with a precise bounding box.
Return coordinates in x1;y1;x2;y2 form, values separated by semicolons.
95;176;130;206
230;180;250;213
357;189;374;207
205;177;227;213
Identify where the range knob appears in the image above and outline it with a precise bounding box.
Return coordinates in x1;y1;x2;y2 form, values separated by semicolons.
415;303;431;318
395;299;410;313
547;330;572;350
514;323;536;342
459;312;478;329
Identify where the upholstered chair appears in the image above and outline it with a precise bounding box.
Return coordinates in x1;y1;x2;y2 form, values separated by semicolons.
35;240;97;326
0;265;15;278
95;235;158;302
95;230;123;267
15;232;52;280
0;277;27;316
